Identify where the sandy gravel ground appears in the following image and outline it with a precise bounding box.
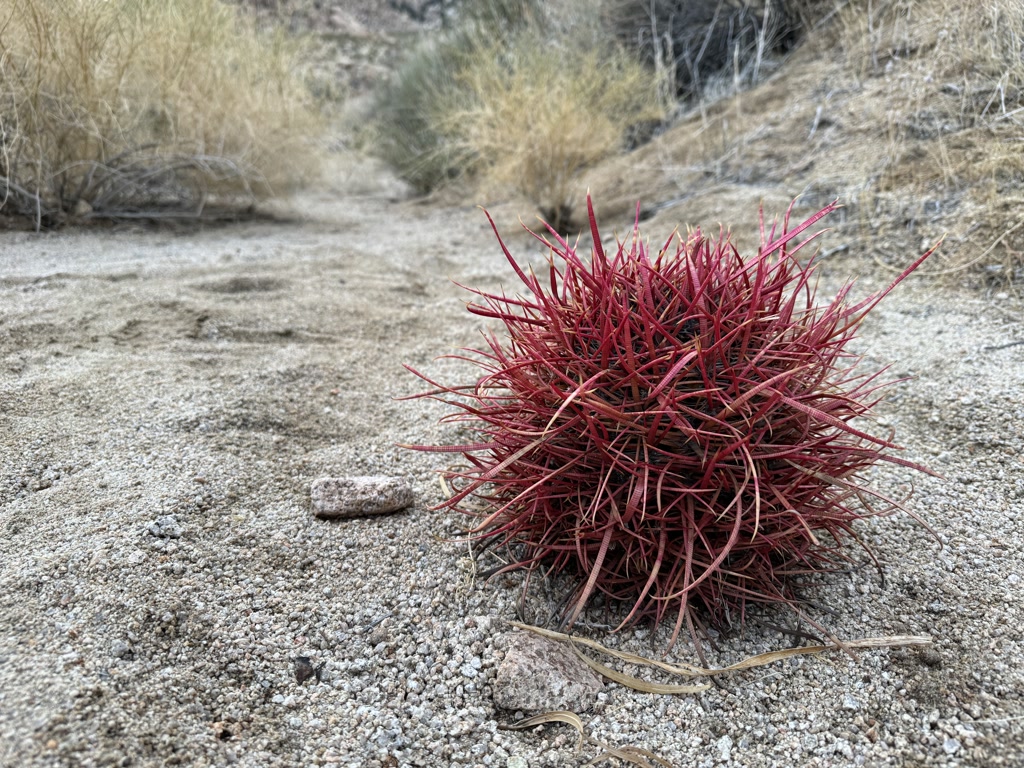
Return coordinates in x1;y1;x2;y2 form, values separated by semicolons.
1;172;1023;767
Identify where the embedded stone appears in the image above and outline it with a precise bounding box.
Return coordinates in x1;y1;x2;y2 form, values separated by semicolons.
492;631;603;713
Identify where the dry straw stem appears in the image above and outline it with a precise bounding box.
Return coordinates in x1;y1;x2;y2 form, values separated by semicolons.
499;710;674;768
438;35;661;230
500;620;931;767
511;621;933;683
0;0;323;225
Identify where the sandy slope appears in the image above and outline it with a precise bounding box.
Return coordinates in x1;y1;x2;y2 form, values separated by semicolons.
1;170;1023;767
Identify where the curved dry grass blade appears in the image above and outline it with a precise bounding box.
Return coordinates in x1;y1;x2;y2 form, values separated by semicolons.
569;643;711;695
498;711;585;751
509;622;708;676
509;622;932;678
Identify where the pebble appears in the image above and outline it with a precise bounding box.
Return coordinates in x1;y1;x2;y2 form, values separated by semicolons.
146;515;183;538
310;476;414;518
716;734;733;762
110;640;133;659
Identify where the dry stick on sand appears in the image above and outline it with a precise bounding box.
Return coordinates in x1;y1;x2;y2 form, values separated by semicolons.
510;621;934;683
499;623;934;766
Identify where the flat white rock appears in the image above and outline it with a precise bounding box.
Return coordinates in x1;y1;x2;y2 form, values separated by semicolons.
310;476;414;519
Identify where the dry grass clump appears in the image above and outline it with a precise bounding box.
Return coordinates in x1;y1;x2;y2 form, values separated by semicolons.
370;0;543;195
0;0;324;228
831;0;1024;283
443;37;661;231
371;0;660;230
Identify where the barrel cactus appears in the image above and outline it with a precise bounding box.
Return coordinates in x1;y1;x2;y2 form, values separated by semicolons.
407;195;936;647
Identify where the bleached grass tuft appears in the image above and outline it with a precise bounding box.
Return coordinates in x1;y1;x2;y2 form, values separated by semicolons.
0;0;324;227
441;36;661;231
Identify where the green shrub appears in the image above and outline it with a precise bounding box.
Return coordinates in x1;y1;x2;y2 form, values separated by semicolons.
0;0;324;227
370;32;476;195
371;0;541;195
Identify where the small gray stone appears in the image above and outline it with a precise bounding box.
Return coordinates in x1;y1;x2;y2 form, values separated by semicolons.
491;632;603;713
842;693;862;711
716;735;733;762
111;640;133;659
147;515;183;539
310;476;414;519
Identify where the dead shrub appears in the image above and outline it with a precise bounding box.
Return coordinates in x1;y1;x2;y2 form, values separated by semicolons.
0;0;324;228
601;0;812;104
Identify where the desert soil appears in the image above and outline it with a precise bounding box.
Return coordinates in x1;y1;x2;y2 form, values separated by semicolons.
1;154;1023;768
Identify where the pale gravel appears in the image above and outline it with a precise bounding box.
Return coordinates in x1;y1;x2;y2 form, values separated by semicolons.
1;179;1023;768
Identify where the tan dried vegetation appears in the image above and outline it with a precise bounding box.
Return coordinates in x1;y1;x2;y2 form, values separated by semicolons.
585;0;1024;286
0;0;324;227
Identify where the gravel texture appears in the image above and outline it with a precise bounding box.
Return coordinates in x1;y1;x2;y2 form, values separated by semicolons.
1;186;1023;767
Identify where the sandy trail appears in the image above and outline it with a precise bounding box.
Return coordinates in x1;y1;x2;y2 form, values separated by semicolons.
1;181;1022;767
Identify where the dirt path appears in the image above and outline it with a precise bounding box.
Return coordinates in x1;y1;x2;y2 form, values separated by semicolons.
1;174;1023;766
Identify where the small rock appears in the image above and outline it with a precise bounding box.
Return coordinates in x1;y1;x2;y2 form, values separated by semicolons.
147;515;183;539
842;693;862;711
111;640;133;660
126;550;147;565
918;647;942;667
491;632;603;713
507;757;528;768
294;656;323;684
943;737;961;755
716;734;733;762
311;476;414;519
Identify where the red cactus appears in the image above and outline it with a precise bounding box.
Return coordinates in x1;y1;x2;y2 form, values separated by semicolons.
406;196;937;648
